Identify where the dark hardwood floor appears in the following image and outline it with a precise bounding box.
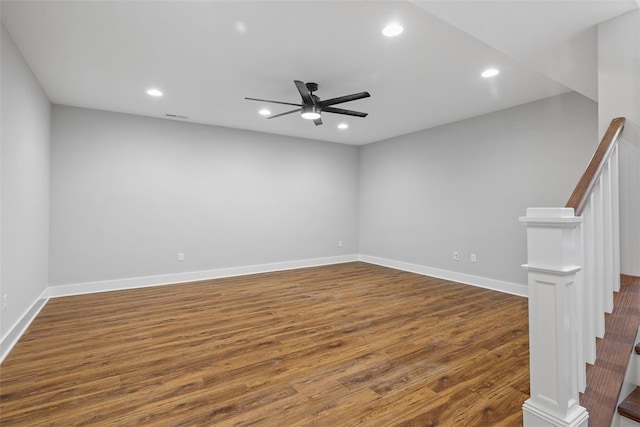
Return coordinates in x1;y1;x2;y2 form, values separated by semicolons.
0;262;530;426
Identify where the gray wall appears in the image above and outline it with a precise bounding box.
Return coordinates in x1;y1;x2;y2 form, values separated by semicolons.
50;92;601;290
49;106;359;286
359;92;598;285
599;10;640;276
0;23;51;339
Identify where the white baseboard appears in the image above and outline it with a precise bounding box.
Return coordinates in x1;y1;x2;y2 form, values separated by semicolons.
0;290;49;364
46;254;360;298
359;254;528;297
2;253;526;364
1;255;358;363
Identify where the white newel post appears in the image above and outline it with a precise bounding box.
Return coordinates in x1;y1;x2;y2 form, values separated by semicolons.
520;208;588;427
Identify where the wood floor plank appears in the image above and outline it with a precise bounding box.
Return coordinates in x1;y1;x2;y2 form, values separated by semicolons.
0;262;529;426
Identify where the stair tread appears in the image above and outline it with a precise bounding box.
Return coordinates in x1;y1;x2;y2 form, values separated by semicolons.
619;386;640;422
580;275;640;427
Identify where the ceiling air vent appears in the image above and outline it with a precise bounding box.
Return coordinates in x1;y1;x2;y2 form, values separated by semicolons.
165;113;188;119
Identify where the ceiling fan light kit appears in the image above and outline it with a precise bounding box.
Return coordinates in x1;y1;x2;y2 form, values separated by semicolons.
301;105;321;120
246;80;370;126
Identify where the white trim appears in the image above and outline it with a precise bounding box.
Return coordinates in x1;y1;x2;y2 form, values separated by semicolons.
2;255;357;362
519;207;581;229
46;255;359;298
0;289;49;364
359;254;528;297
523;399;588;427
2;253;526;363
522;264;582;275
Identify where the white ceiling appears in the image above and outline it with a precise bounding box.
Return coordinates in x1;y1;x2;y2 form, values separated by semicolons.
412;0;639;102
2;0;637;145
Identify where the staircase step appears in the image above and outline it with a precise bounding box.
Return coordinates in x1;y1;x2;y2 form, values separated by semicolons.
619;387;640;423
580;275;640;427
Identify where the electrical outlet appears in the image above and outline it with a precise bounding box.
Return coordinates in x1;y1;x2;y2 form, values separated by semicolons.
471;253;477;263
2;294;7;312
178;252;185;262
453;251;459;261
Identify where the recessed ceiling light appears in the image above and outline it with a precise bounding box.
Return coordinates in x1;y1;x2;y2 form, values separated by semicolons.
383;23;403;37
146;88;163;97
259;109;271;116
338;123;349;130
481;68;500;78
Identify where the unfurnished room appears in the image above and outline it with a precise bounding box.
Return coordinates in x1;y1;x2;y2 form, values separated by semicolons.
1;1;640;426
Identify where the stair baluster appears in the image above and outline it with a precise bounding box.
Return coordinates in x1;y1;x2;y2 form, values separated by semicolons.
520;117;626;427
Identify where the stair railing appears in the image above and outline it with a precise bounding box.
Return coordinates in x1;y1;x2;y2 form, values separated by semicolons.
520;117;625;427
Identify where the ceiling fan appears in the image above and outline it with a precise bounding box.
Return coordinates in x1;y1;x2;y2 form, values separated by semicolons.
245;80;370;126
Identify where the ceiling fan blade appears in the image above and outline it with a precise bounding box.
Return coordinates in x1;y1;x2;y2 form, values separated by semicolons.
318;92;370;107
245;97;301;107
322;106;368;117
266;108;300;119
313;117;323;126
294;80;314;105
